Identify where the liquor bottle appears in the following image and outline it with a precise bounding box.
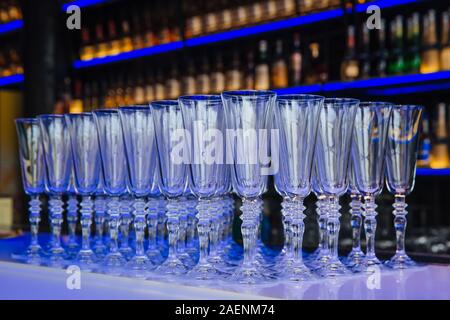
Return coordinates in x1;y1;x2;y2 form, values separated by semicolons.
289;33;302;86
120;12;133;53
299;0;315;14
205;0;219;34
106;13;120;56
8;0;21;21
80;27;94;61
197;56;211;94
144;71;155;103
211;53;226;93
255;40;270;90
430;103;450;169
83;81;92;112
220;0;233;31
94;18;108;58
279;0;297;18
0;3;9;24
8;48;22;75
226;50;243;91
69;80;84;113
114;74;126;106
304;42;328;84
185;0;203;38
182;60;197;95
251;0;264;24
405;13;421;74
341;25;360;81
418;113;431;168
359;23;371;79
265;0;279;21
131;6;145;50
166;64;181;99
143;4;156;47
123;75;134;105
420;10;440;74
440;10;450;71
388;15;405;75
271;39;288;88
375;19;388;77
154;68;166;100
245;50;256;89
235;0;249;27
90;81;100;110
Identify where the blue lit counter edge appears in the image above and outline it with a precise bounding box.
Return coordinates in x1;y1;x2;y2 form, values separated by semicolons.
0;19;23;35
62;0;110;11
416;168;450;177
0;74;24;87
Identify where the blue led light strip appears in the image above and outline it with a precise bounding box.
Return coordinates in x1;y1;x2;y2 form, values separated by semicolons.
274;84;322;94
73;41;184;69
0;74;24;87
0;20;23;35
355;0;421;12
416;168;450;177
366;82;450;96
62;0;110;11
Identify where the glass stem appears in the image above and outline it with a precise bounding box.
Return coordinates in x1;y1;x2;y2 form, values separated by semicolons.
29;195;41;248
241;197;259;268
327;196;341;260
146;197;159;250
94;196;106;246
80;196;93;252
363;195;378;259
107;196;120;254
49;195;64;254
66;195;78;245
316;196;328;253
157;198;166;247
186;213;196;249
177;206;187;253
166;198;180;260
393;194;407;255
350;194;363;252
290;197;306;263
196;199;211;264
281;198;292;258
120;198;132;250
133;198;146;257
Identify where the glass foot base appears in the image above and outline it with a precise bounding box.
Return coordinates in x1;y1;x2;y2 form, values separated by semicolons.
315;257;350;278
146;248;165;265
351;256;384;274
280;262;316;282
119;247;134;261
76;249;97;271
102;252;126;274
344;249;366;267
178;252;196;269
93;244;107;259
155;257;187;276
187;262;221;280
229;264;267;285
46;253;67;268
385;253;417;269
125;255;154;277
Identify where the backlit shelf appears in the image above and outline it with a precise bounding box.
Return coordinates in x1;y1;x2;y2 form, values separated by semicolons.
0;20;23;36
0;74;24;87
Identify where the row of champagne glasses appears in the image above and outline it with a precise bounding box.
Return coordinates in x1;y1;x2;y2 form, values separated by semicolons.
15;91;423;284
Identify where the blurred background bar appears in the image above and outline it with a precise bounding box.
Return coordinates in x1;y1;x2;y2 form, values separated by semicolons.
1;0;450;258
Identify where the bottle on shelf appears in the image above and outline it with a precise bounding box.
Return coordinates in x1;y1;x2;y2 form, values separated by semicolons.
94;17;108;59
341;25;360;81
220;0;233;32
131;5;145;51
166;63;181;99
271;39;288;88
289;32;302;86
359;23;371;79
106;12;121;57
182;59;197;95
184;0;203;38
144;70;155;103
143;4;157;47
405;13;421;74
69;79;84;113
374;19;388;77
119;12;133;53
278;0;297;18
255;40;270;90
440;9;450;71
154;68;166;100
304;42;328;84
197;55;211;94
430;103;450;169
80;27;94;61
226;50;243;91
205;0;220;34
211;53;226;93
418;112;431;168
388;15;405;75
420;9;440;74
245;50;256;89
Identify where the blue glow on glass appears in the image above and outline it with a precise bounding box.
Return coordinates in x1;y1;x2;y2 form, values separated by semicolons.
73;42;184;69
185;9;343;47
366;82;450;95
62;0;109;11
416;168;450;177
355;0;420;12
0;20;23;35
0;74;24;87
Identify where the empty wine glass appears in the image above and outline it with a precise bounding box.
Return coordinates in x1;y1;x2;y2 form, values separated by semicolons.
119;105;159;276
314;98;359;277
179;95;225;280
385;105;423;269
351;102;392;273
39;114;72;266
151;100;189;277
66;113;101;270
273;94;323;281
221;90;276;284
15;118;46;264
93;109;128;273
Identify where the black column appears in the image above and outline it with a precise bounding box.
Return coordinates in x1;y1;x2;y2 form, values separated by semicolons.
21;0;59;117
